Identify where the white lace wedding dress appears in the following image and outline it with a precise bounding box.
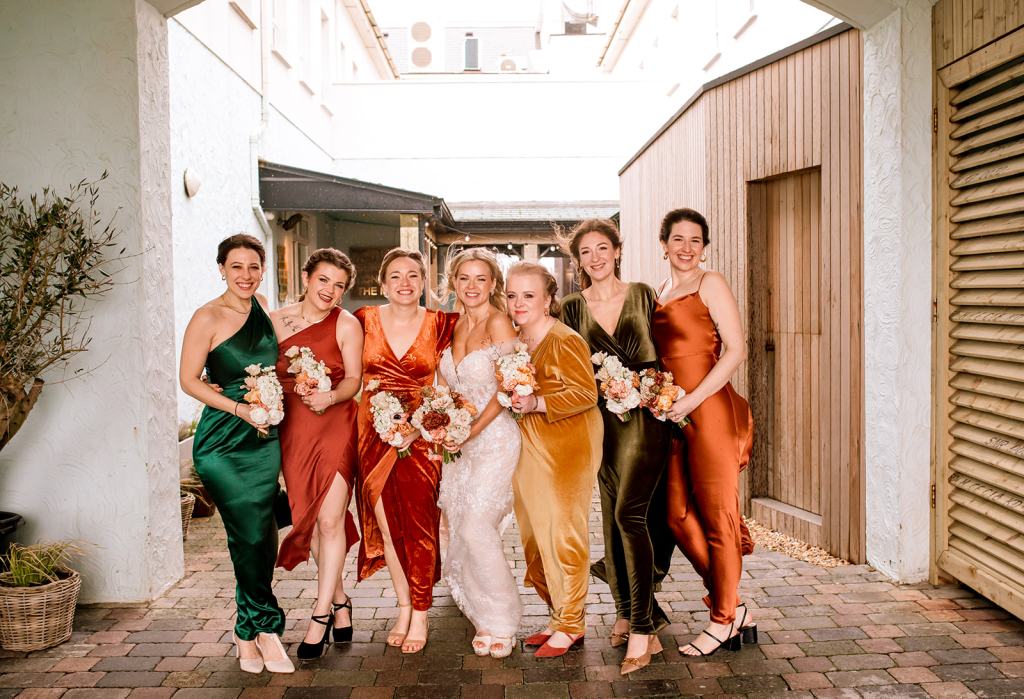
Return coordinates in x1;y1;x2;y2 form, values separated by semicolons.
438;345;522;638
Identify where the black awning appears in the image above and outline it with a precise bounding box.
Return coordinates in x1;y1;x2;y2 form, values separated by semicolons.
259;161;452;224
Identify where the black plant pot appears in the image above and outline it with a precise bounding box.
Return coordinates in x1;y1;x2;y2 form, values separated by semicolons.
0;512;24;562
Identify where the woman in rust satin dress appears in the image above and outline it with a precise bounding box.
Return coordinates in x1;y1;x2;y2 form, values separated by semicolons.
653;208;755;656
354;248;457;654
272;249;363;660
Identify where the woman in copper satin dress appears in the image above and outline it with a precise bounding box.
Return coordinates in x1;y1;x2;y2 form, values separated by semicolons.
506;262;603;659
653;208;755;656
354;248;458;654
271;249;363;660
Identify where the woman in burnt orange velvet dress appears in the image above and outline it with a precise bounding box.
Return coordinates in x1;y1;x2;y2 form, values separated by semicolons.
271;249;363;660
354;249;457;655
653;208;755;657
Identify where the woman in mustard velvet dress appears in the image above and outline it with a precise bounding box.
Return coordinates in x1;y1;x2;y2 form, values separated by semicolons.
179;234;293;675
559;219;673;674
653;208;755;657
354;248;458;655
506;262;602;659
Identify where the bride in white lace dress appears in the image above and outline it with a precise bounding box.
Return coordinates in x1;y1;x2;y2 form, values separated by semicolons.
437;249;522;658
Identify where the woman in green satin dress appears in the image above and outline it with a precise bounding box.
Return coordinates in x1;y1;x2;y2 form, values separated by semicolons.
179;234;294;675
559;219;673;674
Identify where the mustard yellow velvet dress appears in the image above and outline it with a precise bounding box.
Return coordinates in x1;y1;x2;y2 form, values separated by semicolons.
513;321;603;635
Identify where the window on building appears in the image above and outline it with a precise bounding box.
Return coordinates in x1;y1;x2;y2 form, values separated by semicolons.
464;35;479;71
564;21;586;34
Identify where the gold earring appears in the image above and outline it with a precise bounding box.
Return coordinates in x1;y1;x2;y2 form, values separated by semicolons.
662;253;668;260
700;254;707;263
221;275;226;280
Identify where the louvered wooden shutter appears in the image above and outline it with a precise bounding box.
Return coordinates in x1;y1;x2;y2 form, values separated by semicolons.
937;39;1024;617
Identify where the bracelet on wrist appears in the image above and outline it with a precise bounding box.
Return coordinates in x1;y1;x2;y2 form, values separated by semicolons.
233;402;240;416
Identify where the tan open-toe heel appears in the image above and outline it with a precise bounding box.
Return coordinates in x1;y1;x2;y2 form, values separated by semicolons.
620;635;663;675
387;604;412;647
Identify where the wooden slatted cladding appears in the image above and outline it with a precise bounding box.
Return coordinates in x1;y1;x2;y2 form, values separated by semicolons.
618;26;864;562
934;15;1024;617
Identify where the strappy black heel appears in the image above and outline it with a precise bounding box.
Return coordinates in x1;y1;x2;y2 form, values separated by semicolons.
737;603;758;644
332;598;353;644
679;621;741;657
297;612;333;660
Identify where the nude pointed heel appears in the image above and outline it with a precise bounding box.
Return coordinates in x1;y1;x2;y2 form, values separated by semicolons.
620;635;663;675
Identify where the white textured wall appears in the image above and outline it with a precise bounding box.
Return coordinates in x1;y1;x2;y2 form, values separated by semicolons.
0;0;183;601
861;0;932;582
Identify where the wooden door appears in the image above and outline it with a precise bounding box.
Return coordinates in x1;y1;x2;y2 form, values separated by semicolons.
748;169;825;548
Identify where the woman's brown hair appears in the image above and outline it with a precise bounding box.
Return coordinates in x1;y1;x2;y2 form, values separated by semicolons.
300;248;356;301
658;208;710;245
377;248;427;286
507;261;561;316
559;218;622;290
217;233;265;266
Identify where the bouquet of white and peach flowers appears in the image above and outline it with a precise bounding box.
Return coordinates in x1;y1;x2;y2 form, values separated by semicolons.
637;368;691;427
284;345;332;413
591;351;641;422
411;385;478;464
364;379;416;458
241;364;285;435
494;342;539;420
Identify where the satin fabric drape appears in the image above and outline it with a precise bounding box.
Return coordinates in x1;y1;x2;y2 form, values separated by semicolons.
354;306;458;611
274;306;360;570
653;288;755;625
561;283;673;634
513;321;603;635
192;298;286;640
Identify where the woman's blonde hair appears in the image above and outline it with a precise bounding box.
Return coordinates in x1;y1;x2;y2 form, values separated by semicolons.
444;247;507;312
507;261;561;316
377;248;427;286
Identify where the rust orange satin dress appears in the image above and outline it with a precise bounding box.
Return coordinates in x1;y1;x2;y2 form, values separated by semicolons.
354;306;458;611
653;284;754;626
275;307;360;571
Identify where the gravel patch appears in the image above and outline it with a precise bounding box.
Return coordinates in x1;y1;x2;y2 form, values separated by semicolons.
746;517;850;568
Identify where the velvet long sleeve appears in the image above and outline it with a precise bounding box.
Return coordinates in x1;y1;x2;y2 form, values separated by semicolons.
537;331;599;422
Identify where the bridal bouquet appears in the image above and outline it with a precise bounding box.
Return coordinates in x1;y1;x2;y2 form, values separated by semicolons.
242;364;285;436
637;368;691;427
591;351;641;422
411;385;478;464
284;345;332;413
494;342;539;420
364;379;416;458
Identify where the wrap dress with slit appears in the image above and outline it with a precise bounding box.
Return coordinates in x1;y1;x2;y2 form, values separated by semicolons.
354;306;458;611
275;306;360;570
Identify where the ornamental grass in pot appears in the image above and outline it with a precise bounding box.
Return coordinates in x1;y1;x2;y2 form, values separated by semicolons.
0;542;81;651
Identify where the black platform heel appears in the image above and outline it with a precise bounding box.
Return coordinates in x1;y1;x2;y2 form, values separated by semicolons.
737;604;758;644
296;612;333;660
332;598;353;644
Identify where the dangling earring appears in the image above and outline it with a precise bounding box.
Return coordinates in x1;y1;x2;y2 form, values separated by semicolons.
700;254;707;263
221;275;226;280
662;253;668;260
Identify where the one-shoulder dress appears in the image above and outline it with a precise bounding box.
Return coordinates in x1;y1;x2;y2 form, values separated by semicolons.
191;297;286;640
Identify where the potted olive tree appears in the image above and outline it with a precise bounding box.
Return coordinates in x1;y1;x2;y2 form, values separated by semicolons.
0;174;121;563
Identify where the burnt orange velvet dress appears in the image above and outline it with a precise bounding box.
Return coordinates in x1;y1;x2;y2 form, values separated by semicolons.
354;306;458;611
514;321;603;635
653;282;754;626
275;307;360;571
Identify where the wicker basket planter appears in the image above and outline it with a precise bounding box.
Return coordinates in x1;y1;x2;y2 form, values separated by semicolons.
0;568;80;651
180;492;196;541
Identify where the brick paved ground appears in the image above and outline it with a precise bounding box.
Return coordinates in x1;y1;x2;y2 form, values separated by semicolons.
2;497;1023;698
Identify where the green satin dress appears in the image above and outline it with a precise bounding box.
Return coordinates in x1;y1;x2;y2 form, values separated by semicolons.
192;297;286;641
560;282;674;634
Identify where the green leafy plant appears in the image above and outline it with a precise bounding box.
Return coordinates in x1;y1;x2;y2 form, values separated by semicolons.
0;173;124;452
2;541;81;587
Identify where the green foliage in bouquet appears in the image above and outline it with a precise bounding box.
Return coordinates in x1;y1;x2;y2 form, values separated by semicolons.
0;173;124;452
